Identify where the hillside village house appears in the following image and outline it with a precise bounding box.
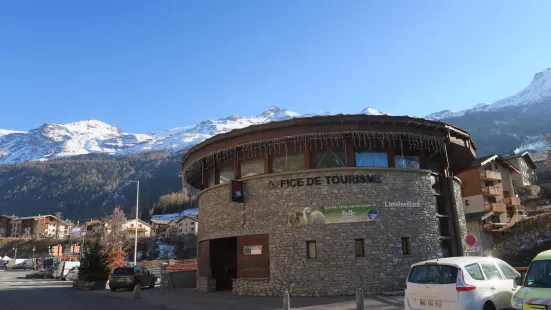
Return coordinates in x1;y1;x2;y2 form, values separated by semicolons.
122;219;152;238
0;214;73;238
176;215;198;236
150;219;170;237
504;152;538;187
85;220;110;236
458;154;525;253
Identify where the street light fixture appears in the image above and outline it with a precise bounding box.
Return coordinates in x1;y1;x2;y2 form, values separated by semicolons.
121;180;139;265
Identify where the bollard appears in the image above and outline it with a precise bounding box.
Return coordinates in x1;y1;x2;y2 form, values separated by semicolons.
133;284;141;300
283;290;290;310
355;288;364;310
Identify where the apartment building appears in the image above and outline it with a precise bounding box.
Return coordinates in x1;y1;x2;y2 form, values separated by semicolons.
0;214;72;238
85;220;110;235
458;154;523;253
504;152;538;187
150;219;170;238
122;219;152;238
175;215;198;236
0;215;12;237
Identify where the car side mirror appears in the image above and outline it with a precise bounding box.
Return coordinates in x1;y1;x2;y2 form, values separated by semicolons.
514;276;523;287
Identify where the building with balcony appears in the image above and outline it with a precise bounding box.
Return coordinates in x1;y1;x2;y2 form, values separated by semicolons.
457;154;521;254
123;219;152;238
181;114;476;296
504;152;538;187
176;215;198;236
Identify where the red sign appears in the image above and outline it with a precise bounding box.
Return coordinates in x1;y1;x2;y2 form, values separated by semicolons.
465;234;477;247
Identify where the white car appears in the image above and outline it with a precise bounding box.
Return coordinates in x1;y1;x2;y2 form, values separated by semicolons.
404;256;522;310
65;266;79;281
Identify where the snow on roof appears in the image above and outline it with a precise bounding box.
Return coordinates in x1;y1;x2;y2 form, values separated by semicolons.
150;208;198;222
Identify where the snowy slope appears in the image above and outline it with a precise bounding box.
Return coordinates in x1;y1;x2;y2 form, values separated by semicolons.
427;68;551;120
151;208;198;222
0;106;388;164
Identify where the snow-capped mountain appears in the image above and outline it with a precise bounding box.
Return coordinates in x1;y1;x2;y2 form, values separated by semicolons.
0;106;387;164
426;68;551;156
427;68;551;120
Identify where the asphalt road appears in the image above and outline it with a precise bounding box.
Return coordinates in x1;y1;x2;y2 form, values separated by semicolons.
0;270;167;310
0;269;404;310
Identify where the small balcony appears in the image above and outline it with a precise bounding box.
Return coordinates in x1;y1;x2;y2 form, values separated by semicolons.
482;186;502;196
479;170;502;181
503;196;521;206
485;202;506;213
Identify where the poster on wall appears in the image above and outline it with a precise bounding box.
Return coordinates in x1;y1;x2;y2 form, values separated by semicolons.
287;204;379;226
243;245;262;255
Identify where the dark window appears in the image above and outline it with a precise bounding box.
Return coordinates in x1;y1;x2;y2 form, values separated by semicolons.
113;267;134;275
355;151;388;167
401;237;411;255
465;200;470;206
496;260;519;280
495;164;498;170
395;151;420;169
272;152;305;173
306;241;317;259
311;149;346;169
408;265;458;284
240;157;264;178
525;260;551;288
207;169;214;187
465;263;485;280
480;261;503;280
219;163;234;184
355;239;365;257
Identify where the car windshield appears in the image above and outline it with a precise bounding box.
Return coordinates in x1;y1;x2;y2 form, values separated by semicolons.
525;260;551;288
113;267;134;275
408;264;458;284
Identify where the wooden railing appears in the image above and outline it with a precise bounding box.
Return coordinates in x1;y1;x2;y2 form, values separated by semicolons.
482;186;501;196
479;170;502;180
484;202;506;213
504;196;521;206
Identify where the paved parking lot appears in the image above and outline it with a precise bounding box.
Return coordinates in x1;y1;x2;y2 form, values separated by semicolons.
0;270;404;310
97;286;404;310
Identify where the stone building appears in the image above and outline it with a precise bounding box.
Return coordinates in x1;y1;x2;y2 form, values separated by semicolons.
504;152;538;187
181;114;476;296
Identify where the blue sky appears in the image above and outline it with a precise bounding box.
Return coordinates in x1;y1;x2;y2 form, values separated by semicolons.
1;1;551;133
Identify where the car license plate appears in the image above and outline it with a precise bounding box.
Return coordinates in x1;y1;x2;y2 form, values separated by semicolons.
420;300;442;307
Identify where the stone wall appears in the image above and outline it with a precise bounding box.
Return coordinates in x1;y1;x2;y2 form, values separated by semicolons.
452;177;469;254
197;167;458;296
196;277;215;292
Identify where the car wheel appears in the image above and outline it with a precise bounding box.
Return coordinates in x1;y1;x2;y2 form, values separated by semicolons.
110;287;116;292
149;280;155;289
483;301;496;310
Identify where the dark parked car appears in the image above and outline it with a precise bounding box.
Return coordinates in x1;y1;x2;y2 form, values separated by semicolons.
108;266;156;291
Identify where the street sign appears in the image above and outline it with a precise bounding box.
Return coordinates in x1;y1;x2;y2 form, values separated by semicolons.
465;246;480;253
465;234;477;247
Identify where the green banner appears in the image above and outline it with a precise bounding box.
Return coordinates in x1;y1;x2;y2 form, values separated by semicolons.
288;204;379;226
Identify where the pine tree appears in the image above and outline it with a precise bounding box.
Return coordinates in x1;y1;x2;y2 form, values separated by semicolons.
78;238;108;281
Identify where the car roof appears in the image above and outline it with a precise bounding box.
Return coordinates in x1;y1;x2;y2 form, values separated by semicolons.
412;256;502;268
533;250;551;261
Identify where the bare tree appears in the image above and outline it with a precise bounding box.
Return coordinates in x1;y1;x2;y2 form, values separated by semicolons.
100;207;129;271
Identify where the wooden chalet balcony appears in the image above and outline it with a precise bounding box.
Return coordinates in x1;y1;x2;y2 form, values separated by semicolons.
484;202;506;213
479;170;502;181
482;186;501;196
503;196;521;206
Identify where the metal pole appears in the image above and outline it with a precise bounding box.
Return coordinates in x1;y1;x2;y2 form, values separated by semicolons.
32;247;35;269
134;181;139;265
14;246;17;260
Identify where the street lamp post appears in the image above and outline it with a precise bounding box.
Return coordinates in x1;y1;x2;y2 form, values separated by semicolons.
32;246;36;269
123;180;140;265
13;245;17;260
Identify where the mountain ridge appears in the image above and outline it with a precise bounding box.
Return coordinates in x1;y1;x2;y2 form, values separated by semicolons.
0;106;388;165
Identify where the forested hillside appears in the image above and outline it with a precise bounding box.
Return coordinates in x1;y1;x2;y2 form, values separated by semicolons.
0;151;192;221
